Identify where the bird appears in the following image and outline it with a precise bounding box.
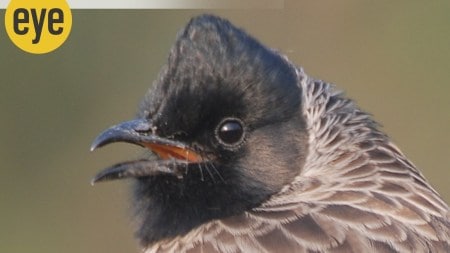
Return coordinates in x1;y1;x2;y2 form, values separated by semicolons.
90;15;450;252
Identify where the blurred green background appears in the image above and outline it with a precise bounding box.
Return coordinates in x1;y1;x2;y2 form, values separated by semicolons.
1;1;449;252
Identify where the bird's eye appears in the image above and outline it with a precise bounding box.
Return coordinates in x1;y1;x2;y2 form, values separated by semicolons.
215;118;245;147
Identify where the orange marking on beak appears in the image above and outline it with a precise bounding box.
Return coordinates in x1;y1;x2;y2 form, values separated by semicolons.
143;143;202;163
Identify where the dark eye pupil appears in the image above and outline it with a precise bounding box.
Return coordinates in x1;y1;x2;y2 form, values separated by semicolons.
218;120;243;145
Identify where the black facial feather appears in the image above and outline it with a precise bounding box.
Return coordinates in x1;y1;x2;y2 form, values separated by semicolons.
132;15;308;245
140;15;301;136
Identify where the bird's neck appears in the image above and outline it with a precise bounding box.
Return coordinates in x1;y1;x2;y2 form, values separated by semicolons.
132;170;272;246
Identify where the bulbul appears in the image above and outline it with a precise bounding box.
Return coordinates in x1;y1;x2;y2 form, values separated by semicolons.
91;15;450;252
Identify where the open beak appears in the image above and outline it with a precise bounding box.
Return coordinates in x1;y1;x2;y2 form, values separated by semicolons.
90;119;202;184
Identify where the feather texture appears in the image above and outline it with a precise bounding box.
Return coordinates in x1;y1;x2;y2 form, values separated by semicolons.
144;66;450;253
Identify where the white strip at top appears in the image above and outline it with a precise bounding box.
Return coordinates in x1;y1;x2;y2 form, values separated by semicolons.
0;0;284;9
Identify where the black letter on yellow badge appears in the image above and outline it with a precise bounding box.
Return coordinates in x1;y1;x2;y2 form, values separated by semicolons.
48;8;64;35
13;8;29;35
30;8;47;44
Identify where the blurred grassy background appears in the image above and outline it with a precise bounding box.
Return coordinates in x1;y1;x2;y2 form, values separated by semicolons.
1;1;449;252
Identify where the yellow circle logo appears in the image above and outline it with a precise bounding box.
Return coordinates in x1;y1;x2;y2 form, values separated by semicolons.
4;0;72;54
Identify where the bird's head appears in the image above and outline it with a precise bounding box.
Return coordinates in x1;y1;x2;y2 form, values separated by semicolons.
91;15;308;244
